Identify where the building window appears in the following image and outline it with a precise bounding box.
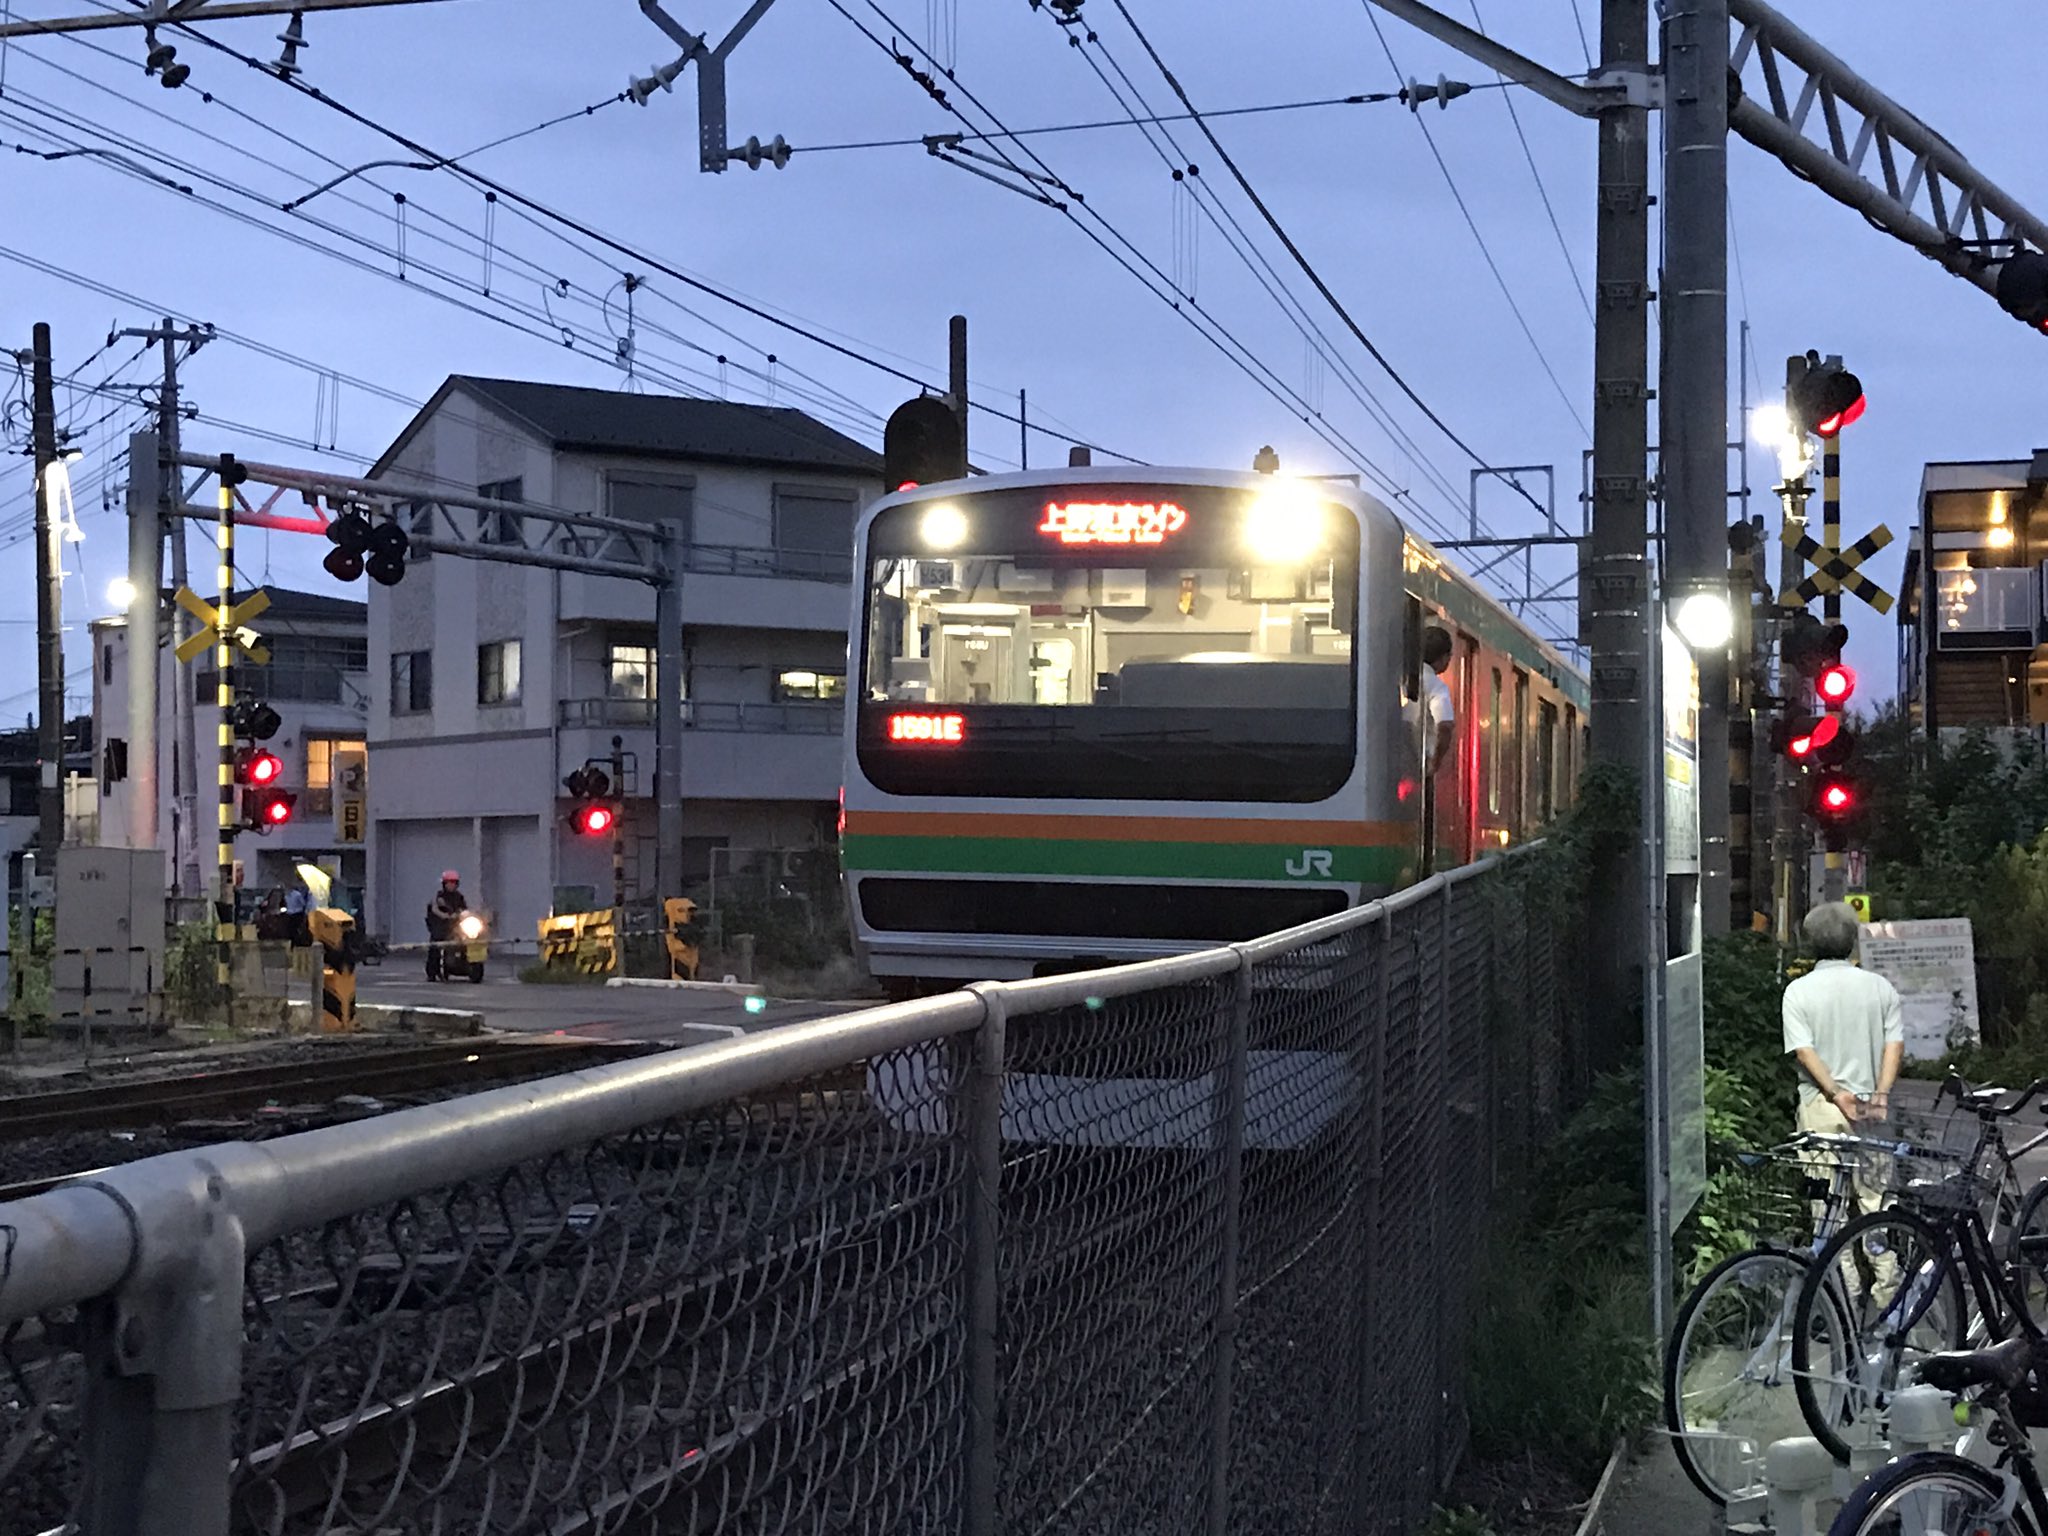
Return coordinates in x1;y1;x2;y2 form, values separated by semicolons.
608;643;654;700
774;668;846;702
101;646;114;685
405;500;433;561
773;487;857;577
304;736;365;814
479;478;522;545
391;649;432;714
608;476;692;533
478;639;522;706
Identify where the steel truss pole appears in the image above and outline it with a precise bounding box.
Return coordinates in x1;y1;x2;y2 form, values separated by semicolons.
1728;0;2048;300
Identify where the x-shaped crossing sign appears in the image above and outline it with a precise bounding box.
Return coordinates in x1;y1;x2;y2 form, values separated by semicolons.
1779;523;1896;614
171;585;272;665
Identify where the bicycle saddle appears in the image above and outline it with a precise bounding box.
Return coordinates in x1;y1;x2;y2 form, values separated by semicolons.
1918;1335;2035;1395
1963;1084;2011;1111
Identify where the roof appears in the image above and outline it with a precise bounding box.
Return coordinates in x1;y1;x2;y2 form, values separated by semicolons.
374;376;885;478
260;586;367;623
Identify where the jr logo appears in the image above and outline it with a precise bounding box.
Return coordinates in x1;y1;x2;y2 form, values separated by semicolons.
1285;848;1334;879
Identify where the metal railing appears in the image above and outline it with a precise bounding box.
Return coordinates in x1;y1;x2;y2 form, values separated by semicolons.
558;697;843;733
0;851;1583;1536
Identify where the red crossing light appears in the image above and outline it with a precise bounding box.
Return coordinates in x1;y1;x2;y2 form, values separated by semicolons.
1810;775;1856;819
574;804;616;837
244;749;282;786
1817;663;1856;706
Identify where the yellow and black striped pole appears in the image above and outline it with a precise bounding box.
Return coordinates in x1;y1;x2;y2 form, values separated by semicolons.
215;455;238;1015
1820;437;1846;900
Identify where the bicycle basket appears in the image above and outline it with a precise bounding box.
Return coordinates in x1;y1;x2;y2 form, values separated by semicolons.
1865;1104;1984;1209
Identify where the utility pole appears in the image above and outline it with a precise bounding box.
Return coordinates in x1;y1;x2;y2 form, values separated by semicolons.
947;315;969;460
117;320;209;897
1770;355;1814;943
29;324;65;859
124;432;161;854
1582;0;1653;1062
1661;0;1731;936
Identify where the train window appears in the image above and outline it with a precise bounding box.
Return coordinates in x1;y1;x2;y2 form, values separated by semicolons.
1536;701;1558;822
1511;669;1528;832
1402;595;1422;703
1564;703;1579;797
1487;668;1502;816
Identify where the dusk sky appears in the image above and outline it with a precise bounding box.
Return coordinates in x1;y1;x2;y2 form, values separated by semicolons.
2;0;2042;723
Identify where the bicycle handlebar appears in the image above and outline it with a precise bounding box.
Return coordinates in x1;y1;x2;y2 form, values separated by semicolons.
1939;1071;2048;1119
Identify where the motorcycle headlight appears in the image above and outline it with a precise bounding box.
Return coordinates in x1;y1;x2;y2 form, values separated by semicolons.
457;914;485;941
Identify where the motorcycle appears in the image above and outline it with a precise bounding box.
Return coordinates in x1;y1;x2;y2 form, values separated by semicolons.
426;908;490;983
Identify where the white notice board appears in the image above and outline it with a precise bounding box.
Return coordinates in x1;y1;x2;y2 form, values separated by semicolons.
1858;917;1980;1060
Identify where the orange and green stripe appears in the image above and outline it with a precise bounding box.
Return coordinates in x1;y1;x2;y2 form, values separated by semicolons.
843;811;1413;885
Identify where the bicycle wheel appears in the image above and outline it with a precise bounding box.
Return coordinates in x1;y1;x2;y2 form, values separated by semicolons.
1665;1246;1812;1505
1828;1450;2040;1535
1793;1208;1968;1463
2009;1180;2048;1329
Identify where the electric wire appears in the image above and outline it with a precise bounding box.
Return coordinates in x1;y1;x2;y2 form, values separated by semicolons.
1048;10;1475;532
826;0;1416;500
133;6;1147;464
1103;0;1553;522
1360;0;1591;440
1468;0;1594;324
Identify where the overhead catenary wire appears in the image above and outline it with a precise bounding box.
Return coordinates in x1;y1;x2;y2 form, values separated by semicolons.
1044;8;1477;534
1468;0;1594;325
1100;0;1555;523
122;8;1147;466
826;0;1429;506
1359;0;1592;441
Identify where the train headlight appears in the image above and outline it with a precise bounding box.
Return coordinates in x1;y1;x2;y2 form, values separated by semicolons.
1674;590;1733;652
1245;483;1325;563
920;503;967;550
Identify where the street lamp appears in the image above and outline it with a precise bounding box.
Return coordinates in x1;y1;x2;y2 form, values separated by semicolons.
1674;588;1734;652
1749;402;1811;480
106;576;137;612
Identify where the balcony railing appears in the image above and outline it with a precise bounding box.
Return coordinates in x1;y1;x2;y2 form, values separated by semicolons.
551;537;850;584
1937;566;2040;635
558;699;842;735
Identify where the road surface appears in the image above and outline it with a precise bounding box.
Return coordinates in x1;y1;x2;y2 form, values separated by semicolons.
355;970;876;1048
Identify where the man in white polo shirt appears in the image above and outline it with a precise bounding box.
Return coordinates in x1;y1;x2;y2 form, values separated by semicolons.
1783;900;1905;1217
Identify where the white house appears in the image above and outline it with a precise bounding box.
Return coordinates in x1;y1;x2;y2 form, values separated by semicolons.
91;588;369;908
363;375;881;947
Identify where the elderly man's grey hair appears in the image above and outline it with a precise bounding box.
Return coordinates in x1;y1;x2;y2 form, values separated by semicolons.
1802;901;1862;961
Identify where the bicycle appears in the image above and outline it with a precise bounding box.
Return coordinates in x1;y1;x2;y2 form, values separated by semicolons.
1827;1333;2048;1535
1792;1076;2048;1465
1664;1130;1869;1506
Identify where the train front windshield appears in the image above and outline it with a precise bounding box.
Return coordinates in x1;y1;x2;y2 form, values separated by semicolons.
859;482;1359;802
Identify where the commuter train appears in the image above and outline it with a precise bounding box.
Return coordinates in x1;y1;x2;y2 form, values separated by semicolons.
841;467;1590;993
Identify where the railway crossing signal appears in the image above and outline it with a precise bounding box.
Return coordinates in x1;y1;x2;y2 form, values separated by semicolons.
324;508;410;585
1781;522;1895;613
1997;250;2048;333
172;584;271;664
883;396;966;492
1788;354;1865;439
563;763;616;836
231;694;294;830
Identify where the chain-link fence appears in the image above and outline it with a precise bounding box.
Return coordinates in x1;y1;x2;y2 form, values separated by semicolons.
0;849;1583;1536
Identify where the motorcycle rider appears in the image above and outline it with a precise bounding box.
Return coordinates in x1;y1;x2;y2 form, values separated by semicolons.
424;870;468;979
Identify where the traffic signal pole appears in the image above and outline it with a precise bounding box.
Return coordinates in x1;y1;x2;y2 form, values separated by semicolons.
214;457;237;1007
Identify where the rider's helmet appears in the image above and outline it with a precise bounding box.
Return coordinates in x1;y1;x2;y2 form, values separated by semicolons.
441;870;460;885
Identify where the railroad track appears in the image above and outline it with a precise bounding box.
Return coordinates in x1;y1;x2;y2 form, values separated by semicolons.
0;1038;651;1144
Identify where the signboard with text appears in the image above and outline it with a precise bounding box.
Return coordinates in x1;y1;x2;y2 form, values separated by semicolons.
1858;917;1979;1059
334;749;367;846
